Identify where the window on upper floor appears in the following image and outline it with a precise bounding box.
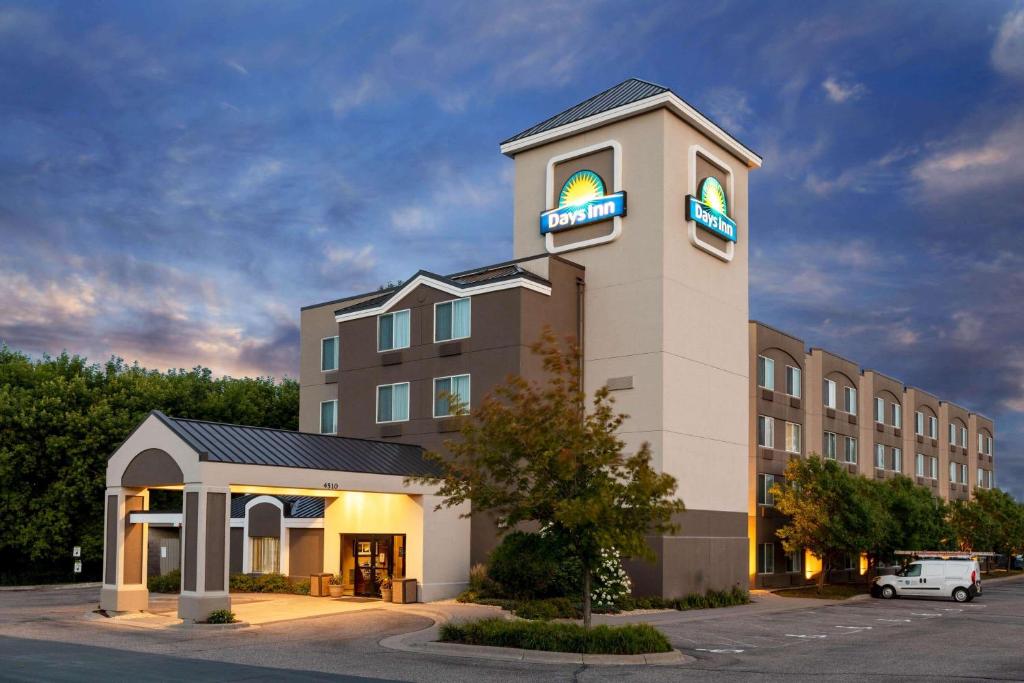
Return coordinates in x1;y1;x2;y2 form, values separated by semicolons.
875;443;885;469
786;365;801;398
319;399;337;435
949;461;957;483
844;386;857;415
874;397;884;423
892;403;902;428
915;411;924;436
434;374;471;418
949;423;957;446
785;422;802;454
961;463;968;486
961;427;968;449
435;298;471;342
321;336;339;372
824;431;837;459
757;415;775;448
824;379;837;409
892;447;902;473
757;473;777;506
378;310;411;352
977;467;983;488
376;382;410;423
844;436;858;464
757;356;775;390
930;456;938;479
928;415;938;439
916;453;925;476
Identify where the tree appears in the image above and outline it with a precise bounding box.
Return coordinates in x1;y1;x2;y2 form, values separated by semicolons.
771;455;886;590
874;475;952;560
974;489;1024;568
410;329;684;627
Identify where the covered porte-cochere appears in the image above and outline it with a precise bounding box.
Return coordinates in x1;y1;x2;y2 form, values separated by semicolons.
101;411;468;621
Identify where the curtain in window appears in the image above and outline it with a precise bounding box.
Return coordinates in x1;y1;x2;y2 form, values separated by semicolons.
251;537;279;574
320;401;336;434
393;310;410;348
378;314;394;351
435;303;453;341
392;382;409;421
377;385;393;422
321;337;337;371
452;299;470;338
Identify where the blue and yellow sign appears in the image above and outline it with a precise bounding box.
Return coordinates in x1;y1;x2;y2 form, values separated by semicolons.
686;177;737;242
540;170;626;235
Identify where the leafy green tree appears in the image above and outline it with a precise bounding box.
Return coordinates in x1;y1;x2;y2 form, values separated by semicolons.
948;497;998;554
874;475;952;560
974;489;1024;568
0;346;298;583
410;329;684;627
771;455;886;590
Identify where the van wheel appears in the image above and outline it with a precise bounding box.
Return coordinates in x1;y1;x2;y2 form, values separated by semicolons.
952;587;969;603
880;585;896;599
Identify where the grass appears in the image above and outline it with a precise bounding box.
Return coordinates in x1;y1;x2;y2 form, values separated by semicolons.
773;584;869;600
439;618;671;655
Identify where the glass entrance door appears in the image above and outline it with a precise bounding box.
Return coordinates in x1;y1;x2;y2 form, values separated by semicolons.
351;535;404;597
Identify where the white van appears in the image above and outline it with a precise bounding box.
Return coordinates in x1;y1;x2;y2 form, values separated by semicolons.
872;559;981;602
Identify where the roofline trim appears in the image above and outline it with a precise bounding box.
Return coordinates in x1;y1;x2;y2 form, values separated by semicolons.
335;273;551;323
499;91;763;168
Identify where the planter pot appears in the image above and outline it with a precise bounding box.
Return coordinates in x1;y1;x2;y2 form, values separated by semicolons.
328;585;343;598
380;588;393;602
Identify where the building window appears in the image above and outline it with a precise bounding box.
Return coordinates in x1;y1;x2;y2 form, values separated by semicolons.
319;400;337;435
434;374;471;418
961;427;968;448
376;382;410;423
961;463;968;486
757;415;774;449
786;550;802;573
875;444;885;469
930;456;938;480
916;453;925;477
928;415;937;439
757;543;774;574
892;403;902;428
978;433;983;452
949;423;957;446
874;397;884;423
435;298;471;342
785;422;802;454
949;461;957;483
844;436;858;464
985;435;993;455
757;356;775;390
757;473;776;506
823;379;836;409
892;447;902;473
785;365;801;397
250;537;280;574
915;411;924;436
844;386;857;415
321;336;338;372
842;553;858;571
824;431;837;459
378;310;411;352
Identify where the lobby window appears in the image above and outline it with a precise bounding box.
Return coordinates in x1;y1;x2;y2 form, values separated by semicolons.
434;298;471;342
892;447;902;473
757;356;775;390
916;453;925;477
785;365;801;397
757;473;777;506
321;336;338;372
319;400;337;435
250;537;280;574
378;310;411;352
844;436;858;464
892;403;902;428
823;379;836;409
757;415;775;449
928;415;938;439
930;456;938;480
961;463;968;486
874;397;884;423
824;431;837;460
376;382;410;423
786;550;802;574
757;543;774;574
875;444;885;469
915;411;924;436
949;461;957;483
434;374;470;418
844;386;857;415
949;423;957;446
785;422;801;454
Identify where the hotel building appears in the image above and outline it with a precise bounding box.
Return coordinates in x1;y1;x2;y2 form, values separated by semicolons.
100;79;995;619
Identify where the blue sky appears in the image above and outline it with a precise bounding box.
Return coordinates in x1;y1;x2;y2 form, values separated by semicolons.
1;1;1022;495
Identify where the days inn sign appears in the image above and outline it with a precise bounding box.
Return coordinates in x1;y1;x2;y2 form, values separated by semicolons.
540;170;626;235
686;176;737;243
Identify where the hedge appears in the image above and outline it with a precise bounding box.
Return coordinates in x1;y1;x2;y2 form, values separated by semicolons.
440;618;671;654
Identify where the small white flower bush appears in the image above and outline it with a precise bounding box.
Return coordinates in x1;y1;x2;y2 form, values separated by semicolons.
591;547;631;608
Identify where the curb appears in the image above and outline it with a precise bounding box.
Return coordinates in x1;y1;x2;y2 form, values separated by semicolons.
0;582;101;592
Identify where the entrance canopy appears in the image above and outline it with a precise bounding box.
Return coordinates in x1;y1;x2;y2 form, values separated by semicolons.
101;412;466;622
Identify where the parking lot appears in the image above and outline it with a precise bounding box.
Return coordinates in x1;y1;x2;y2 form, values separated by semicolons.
0;577;1021;681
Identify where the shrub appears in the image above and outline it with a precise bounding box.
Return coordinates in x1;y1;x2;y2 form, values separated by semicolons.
591;548;631;608
147;570;180;594
204;609;237;624
513;597;580;620
440;618;670;655
625;587;749;612
468;563;497;595
488;532;563;599
229;573;256;592
228;573;309;594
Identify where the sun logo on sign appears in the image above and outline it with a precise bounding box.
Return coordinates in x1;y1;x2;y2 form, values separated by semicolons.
558;170;606;207
698;177;728;215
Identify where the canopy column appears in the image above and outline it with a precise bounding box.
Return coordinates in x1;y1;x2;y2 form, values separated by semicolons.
99;487;150;612
178;484;231;621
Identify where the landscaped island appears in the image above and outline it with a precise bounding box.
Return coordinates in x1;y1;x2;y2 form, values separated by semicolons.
440;619;671;655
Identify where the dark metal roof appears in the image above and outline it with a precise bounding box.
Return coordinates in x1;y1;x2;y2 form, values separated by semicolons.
501;78;669;145
230;494;325;519
152;411;439;477
335;261;550;315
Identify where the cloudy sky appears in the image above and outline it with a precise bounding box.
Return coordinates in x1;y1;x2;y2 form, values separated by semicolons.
1;1;1022;494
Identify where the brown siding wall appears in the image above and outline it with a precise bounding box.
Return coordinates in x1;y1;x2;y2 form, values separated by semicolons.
122;495;146;585
104;495;117;584
288;528;325;578
248;503;281;538
205;492;226;591
229;527;243;574
183;491;198;592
